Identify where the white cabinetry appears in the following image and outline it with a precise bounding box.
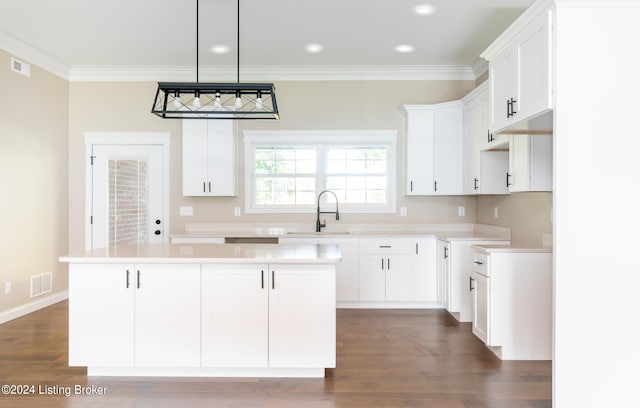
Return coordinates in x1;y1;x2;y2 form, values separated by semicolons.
471;248;552;360
436;239;450;309
446;240;510;322
359;238;415;302
414;238;437;303
201;263;336;368
182;120;237;196
484;8;553;133
403;102;464;195
201;264;268;367
463;83;510;195
268;264;336;368
507;135;552;192
69;263;201;368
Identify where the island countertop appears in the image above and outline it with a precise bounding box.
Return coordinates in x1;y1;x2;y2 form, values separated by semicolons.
59;243;342;264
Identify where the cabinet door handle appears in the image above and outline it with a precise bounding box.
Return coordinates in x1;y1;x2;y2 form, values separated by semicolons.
506;172;512;187
381;258;384;270
510;98;517;116
469;276;475;292
203;182;206;193
487;129;490;143
261;270;264;289
208;181;212;193
126;269;130;288
507;99;512;118
137;270;141;289
410;180;413;192
434;180;438;192
474;178;479;191
387;258;390;270
271;270;275;290
415;243;418;255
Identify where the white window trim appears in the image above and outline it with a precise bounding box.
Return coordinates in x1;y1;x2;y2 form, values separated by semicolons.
244;130;397;214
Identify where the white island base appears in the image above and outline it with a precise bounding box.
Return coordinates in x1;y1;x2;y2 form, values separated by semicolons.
60;243;340;378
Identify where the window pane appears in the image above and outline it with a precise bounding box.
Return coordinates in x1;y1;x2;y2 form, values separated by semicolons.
346;159;366;173
368;159;386;174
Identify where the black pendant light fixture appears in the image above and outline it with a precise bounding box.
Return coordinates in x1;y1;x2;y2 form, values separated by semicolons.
151;0;279;119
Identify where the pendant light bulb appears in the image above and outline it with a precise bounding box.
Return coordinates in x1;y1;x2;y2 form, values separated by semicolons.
213;92;222;109
192;91;201;109
173;92;181;108
255;91;264;110
234;91;242;110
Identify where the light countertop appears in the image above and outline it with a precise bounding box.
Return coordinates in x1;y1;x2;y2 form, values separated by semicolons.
59;243;342;264
171;223;511;242
471;245;552;254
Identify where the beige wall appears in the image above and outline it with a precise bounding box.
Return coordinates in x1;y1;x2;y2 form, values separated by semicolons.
68;79;478;249
476;192;553;246
0;49;69;313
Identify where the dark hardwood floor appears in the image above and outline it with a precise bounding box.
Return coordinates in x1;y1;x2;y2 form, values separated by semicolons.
0;301;551;407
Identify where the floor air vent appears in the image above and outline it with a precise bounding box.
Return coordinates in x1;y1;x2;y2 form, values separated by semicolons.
30;272;52;298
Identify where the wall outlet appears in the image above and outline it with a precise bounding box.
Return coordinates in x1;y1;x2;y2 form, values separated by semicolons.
234;207;241;217
458;206;465;217
179;206;193;216
5;282;11;295
400;206;407;217
494;207;499;218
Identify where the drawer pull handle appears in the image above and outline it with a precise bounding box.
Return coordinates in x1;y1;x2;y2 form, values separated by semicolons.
379;245;391;248
474;260;483;265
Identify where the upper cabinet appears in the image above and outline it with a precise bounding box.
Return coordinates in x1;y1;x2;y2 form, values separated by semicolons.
182;120;237;196
463;83;510;195
482;5;553;134
402;101;464;196
507;135;552;192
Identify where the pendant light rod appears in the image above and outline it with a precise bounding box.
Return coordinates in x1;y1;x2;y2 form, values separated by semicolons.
236;0;240;84
196;0;200;83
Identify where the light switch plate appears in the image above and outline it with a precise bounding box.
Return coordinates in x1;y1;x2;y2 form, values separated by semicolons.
179;206;193;216
494;207;499;218
234;207;241;216
400;207;407;217
5;282;11;295
458;206;465;216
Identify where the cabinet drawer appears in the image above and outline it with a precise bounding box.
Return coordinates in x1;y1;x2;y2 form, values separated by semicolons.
359;238;415;254
472;252;489;276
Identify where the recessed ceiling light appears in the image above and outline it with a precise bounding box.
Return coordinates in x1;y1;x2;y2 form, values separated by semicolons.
210;45;230;54
305;44;324;53
414;4;436;16
394;44;415;53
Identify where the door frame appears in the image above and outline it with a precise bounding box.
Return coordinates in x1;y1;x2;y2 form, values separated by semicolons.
84;132;171;251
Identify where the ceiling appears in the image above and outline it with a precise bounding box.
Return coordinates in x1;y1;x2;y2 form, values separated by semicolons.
0;0;535;80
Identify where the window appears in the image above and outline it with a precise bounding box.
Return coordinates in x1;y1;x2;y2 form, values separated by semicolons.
245;131;396;213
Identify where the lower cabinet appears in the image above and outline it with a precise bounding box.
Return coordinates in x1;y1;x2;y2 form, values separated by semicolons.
68;263;201;367
201;263;336;368
447;240;510;322
436;239;450;309
470;248;552;360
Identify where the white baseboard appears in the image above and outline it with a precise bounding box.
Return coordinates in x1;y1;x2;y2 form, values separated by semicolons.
0;290;69;325
337;301;442;309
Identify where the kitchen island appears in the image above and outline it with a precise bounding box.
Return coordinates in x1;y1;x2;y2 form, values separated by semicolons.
59;243;340;378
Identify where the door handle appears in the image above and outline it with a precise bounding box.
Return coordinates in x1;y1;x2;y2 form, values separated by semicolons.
271;270;275;290
469;276;475;291
261;270;264;289
126;269;130;288
506;172;512;187
137;270;141;289
154;230;162;235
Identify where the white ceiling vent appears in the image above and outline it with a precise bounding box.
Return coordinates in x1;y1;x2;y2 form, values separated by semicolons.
11;57;31;77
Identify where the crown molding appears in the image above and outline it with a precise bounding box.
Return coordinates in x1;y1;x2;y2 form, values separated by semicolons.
470;58;489;78
480;0;553;61
68;65;477;82
0;29;71;79
2;28;478;82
